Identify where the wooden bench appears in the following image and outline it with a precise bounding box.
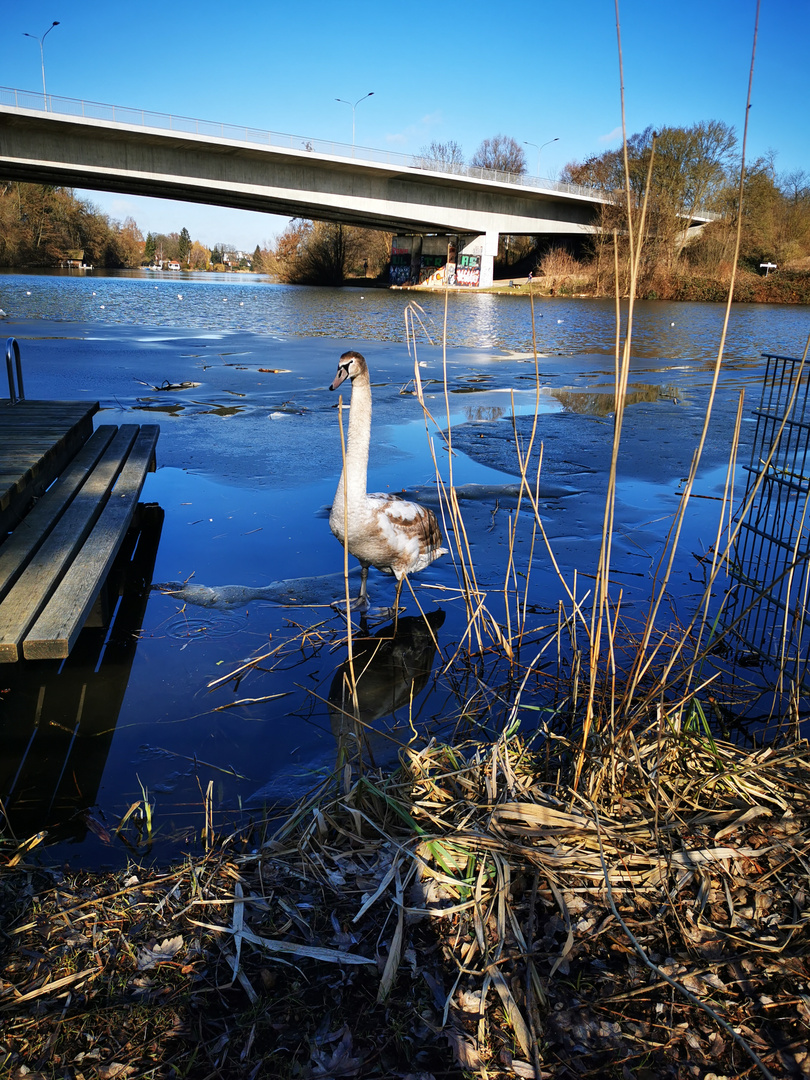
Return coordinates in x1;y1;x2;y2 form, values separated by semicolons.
0;423;159;662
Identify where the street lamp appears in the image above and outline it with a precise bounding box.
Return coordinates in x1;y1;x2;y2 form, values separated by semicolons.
335;91;374;148
24;20;60;108
524;137;559;177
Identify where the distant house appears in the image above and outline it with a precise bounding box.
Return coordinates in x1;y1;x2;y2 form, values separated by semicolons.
223;250;251;269
62;249;85;268
168;260;181;271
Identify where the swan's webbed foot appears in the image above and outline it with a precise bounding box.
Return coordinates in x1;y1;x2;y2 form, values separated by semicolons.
331;595;370;614
331;566;373;615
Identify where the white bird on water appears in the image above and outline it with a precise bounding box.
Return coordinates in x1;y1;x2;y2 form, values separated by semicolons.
329;350;446;611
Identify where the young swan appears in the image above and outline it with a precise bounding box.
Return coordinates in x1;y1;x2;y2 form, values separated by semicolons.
329;350;447;610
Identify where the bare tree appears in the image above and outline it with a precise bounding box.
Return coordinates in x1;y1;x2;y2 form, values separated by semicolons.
415;140;465;171
470;135;527;175
271;219;391;285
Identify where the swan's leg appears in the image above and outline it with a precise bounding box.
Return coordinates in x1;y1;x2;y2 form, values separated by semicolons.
332;565;369;614
358;565;369;607
393;576;404;633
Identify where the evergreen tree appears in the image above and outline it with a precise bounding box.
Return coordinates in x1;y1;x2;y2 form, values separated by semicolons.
252;244;264;272
144;232;156;263
178;227;191;264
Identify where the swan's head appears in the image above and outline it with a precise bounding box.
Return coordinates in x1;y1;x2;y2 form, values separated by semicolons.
330;350;367;391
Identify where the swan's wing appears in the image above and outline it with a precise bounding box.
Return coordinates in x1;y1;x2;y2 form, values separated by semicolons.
367;493;447;575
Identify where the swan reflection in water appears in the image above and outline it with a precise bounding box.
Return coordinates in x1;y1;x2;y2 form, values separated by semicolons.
328;609;446;768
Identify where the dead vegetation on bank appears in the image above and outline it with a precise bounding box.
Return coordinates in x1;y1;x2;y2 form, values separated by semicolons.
2;728;810;1079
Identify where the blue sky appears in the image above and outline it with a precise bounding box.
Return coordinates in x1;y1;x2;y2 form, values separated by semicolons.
4;0;807;250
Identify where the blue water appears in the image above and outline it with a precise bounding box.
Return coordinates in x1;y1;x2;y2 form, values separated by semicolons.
2;267;808;360
1;270;808;869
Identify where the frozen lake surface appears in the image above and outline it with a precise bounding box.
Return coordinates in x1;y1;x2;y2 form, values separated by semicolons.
1;270;808;867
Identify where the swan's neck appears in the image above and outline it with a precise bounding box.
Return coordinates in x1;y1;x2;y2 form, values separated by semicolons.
333;370;371;525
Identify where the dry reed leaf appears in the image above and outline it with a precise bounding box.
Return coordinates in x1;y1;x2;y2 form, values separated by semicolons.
7;830;46;867
669;846;746;867
191;919;375;965
229;879;245;983
376;866;404;1002
492;801;598;832
488;965;532;1058
715;805;772;839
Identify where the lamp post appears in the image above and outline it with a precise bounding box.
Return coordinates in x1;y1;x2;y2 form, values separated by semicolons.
24;20;60;108
335;92;374;148
524;137;559;177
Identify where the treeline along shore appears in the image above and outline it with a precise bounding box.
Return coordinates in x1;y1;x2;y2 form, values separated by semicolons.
3;110;810;306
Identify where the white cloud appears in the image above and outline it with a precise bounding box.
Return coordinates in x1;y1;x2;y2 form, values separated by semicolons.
598;126;623;144
385;111;445;149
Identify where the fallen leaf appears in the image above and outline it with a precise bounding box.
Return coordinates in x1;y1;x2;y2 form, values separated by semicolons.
136;935;184;970
444;1025;483;1069
310;1025;362;1077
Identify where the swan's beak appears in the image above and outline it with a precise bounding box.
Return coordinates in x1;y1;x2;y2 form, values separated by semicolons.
330;366;349;391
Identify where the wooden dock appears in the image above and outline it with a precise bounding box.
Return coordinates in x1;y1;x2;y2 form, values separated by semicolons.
0;398;159;662
0;400;99;535
1;503;164;841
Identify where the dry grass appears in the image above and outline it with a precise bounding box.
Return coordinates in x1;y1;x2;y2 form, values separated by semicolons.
2;727;810;1078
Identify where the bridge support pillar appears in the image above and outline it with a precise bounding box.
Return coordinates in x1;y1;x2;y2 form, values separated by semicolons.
453;232;499;287
390;231;500;288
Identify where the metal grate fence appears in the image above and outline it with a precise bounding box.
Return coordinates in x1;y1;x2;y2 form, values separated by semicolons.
726;353;810;690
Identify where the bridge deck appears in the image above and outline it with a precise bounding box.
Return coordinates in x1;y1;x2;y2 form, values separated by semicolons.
0;400;159;661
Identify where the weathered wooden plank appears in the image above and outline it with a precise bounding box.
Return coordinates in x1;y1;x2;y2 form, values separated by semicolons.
23;426;160;660
0;401;98;532
0;426;118;602
0;425;139;662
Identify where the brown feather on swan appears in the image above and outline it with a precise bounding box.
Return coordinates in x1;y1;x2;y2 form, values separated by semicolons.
329;350;447;610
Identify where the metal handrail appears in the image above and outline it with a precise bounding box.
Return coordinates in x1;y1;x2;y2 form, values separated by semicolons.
0;85;721;221
5;337;24;404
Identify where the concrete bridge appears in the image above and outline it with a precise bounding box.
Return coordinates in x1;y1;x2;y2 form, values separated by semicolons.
0;87;715;287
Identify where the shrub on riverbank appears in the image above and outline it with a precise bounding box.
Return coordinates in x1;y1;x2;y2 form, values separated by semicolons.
655;268;810;304
521;260;810;304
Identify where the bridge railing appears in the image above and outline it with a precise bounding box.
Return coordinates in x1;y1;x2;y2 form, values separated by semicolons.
0;85;604;200
0;86;721;221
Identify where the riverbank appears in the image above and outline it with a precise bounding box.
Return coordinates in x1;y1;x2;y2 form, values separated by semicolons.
397;267;810;304
3;727;809;1079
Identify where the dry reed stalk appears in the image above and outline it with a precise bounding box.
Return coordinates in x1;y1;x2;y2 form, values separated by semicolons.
501;295;545;656
335;392;359;712
408;303;510;660
575;111;658;788
620;0;763;722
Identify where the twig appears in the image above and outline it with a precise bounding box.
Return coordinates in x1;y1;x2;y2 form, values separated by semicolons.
588;798;776;1080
